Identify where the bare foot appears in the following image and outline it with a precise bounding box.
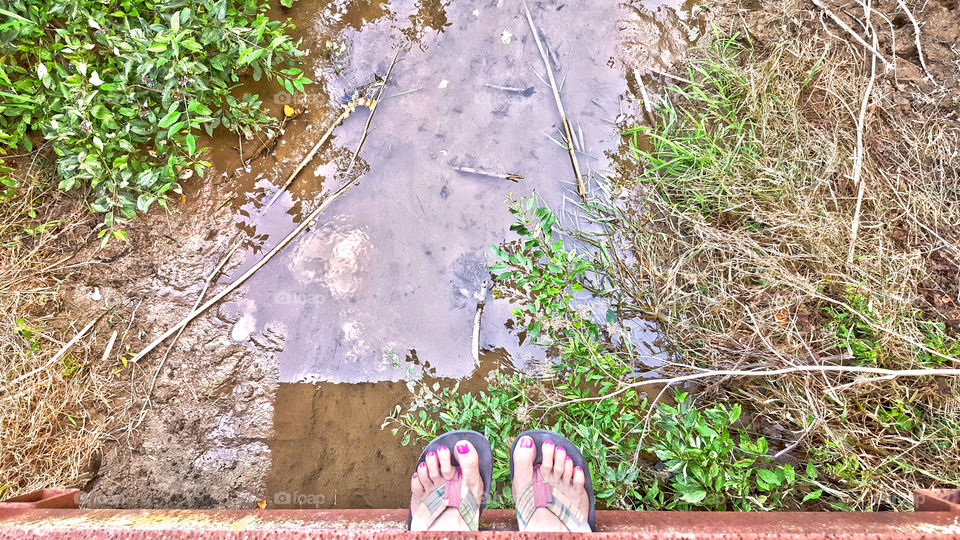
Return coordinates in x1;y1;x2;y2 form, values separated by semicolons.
512;435;591;532
409;440;485;531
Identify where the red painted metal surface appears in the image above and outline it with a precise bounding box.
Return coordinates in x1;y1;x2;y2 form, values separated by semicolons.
916;490;960;513
0;489;79;509
2;489;959;538
1;507;960;539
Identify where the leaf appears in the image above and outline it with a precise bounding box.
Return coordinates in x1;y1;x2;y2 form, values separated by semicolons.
90;104;111;120
158;109;181;129
680;489;707;504
283;104;295;116
802;490;823;503
755;469;780;486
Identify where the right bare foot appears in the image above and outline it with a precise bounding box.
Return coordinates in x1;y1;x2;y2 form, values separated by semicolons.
409;440;485;531
511;435;592;532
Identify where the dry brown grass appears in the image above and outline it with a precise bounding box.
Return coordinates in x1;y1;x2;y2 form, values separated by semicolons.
0;166;133;499
599;24;960;509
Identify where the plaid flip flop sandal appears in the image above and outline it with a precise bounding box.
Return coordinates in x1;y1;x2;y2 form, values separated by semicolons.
509;429;596;532
407;430;493;531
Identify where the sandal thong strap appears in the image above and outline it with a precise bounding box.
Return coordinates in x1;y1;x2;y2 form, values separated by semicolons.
515;465;591;532
417;468;480;531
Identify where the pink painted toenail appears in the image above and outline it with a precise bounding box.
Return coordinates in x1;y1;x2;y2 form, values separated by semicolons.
456;443;470;454
438;445;448;452
412;473;418;478
427;451;436;457
566;456;572;461
544;440;554;446
520;437;534;448
575;466;583;471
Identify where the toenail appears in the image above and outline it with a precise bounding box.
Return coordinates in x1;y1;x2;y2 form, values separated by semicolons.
575;466;583;471
412;472;418;478
419;462;427;469
566;456;572;461
519;437;534;448
544;440;554;446
438;445;448;452
427;451;436;457
456;443;470;454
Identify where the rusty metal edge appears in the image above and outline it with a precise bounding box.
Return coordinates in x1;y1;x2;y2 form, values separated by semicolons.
1;508;959;539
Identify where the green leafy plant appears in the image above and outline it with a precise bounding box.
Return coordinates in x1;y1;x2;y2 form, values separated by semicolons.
648;390;817;510
0;0;310;224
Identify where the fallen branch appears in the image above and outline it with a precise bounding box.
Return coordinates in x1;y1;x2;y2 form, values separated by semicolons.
264;108;349;209
2;315;102;390
523;1;587;201
544;364;960;411
847;18;879;264
133;238;244;426
130;176;366;364
472;280;488;364
346;51;399;175
811;0;893;70
895;0;933;81
453;165;522;182
633;68;656;126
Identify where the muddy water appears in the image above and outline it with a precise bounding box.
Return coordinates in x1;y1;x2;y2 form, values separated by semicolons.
203;0;693;509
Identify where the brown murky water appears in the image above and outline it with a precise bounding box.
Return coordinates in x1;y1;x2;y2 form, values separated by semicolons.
202;0;695;509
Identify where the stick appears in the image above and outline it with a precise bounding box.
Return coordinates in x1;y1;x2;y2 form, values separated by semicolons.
129;176;365;364
134;238;244;426
453;165;522;182
811;0;893;70
264;109;349;209
633;68;656;126
100;330;117;364
847;20;878;264
522;1;586;202
346;51;399;176
895;0;933;81
472;281;488;365
544;364;960;411
2;315;101;389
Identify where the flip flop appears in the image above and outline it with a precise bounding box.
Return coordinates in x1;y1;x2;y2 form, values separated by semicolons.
509;429;596;532
407;430;493;531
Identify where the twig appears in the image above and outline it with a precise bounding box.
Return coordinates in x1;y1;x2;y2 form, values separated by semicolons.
346;51;399;176
129;176;367;364
452;165;522;182
483;83;534;95
264;109;349;209
472;280;488;365
522;1;586;201
133;238;244;426
633;68;656;126
847;17;878;264
2;315;102;390
811;0;893;70
100;330;118;364
544;364;960;412
895;0;933;81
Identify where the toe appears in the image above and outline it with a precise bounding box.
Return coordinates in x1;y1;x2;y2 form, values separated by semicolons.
552;445;567;474
573;465;586;488
540;440;556;473
455;440;483;492
417;461;430;485
562;455;574;483
411;472;424;495
425;450;440;482
438;445;454;480
512;435;536;488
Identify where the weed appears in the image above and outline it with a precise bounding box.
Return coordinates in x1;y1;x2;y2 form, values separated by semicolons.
0;0;310;223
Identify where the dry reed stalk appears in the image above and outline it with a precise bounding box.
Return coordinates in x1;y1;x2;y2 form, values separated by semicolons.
522;1;587;201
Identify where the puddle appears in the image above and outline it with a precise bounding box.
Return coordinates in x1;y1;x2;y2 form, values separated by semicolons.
210;0;690;384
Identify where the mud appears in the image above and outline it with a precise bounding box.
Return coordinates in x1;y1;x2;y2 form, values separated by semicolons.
67;0;696;509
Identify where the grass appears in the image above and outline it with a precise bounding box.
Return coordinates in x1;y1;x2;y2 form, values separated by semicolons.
0;166;134;499
389;30;960;511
